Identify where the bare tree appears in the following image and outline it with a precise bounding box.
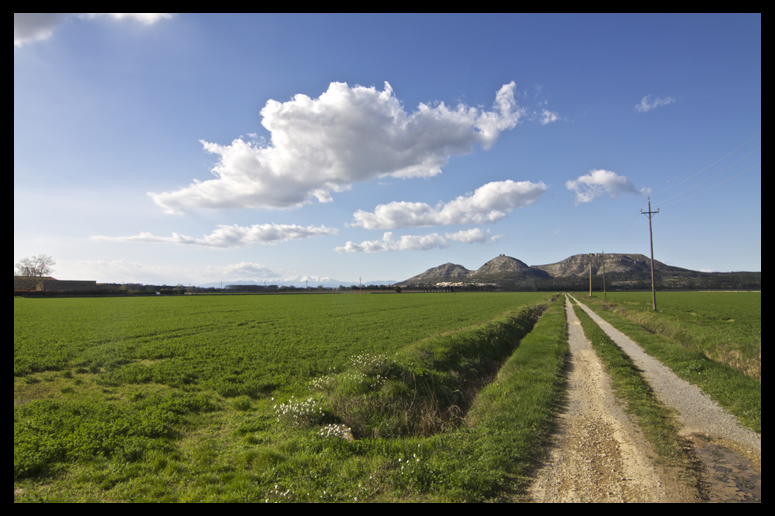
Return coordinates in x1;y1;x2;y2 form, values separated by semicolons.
14;254;56;290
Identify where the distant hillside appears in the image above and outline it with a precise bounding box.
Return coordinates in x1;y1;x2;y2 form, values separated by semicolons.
400;262;472;284
398;253;761;290
468;254;550;283
532;253;688;277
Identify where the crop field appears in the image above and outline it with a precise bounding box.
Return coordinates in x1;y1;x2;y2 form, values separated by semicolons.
14;292;567;502
582;291;761;379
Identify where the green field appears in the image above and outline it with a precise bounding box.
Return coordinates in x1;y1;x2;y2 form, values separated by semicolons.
14;292;567;502
581;291;760;379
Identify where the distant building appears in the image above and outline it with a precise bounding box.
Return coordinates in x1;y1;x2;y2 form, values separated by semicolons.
13;276;116;292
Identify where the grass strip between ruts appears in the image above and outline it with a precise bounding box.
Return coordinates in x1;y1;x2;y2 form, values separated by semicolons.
571;302;694;479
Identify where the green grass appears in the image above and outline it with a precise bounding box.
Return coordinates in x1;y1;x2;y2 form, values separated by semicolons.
579;291;760;379
571;302;693;475
14;293;548;395
14;292;569;502
574;293;761;434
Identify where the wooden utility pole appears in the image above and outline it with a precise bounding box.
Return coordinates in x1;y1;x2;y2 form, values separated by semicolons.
602;249;606;301
641;197;659;311
589;254;592;297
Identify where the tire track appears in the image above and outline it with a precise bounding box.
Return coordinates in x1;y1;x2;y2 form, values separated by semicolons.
530;295;684;502
569;294;760;457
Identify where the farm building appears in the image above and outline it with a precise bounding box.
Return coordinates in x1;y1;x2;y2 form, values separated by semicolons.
13;276;116;292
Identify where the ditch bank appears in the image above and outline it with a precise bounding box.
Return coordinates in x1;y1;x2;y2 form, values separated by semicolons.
308;301;550;439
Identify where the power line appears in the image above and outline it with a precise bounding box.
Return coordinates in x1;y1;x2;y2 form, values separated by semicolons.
615;131;760;246
650;131;761;197
661;163;761;208
616;209;644;245
655;146;760;205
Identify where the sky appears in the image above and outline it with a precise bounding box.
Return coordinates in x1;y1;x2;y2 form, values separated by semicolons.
14;13;761;286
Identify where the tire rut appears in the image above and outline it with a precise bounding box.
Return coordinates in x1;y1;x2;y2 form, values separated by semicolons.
568;294;761;503
530;295;686;502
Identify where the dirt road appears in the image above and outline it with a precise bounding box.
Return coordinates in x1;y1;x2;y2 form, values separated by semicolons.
569;294;761;457
530;295;689;502
568;294;761;502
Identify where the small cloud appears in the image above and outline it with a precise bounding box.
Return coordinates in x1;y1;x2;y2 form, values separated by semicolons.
566;169;650;205
14;13;172;47
92;223;338;248
335;232;448;253
350;180;547;229
334;228;498;253
57;258;286;285
14;13;68;47
80;13;173;25
446;228;500;244
536;109;560;125
635;95;675;113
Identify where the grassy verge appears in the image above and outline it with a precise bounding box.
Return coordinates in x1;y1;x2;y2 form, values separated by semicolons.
456;294;568;500
15;296;568;502
574;296;760;434
578;292;760;379
313;303;547;439
571;302;694;477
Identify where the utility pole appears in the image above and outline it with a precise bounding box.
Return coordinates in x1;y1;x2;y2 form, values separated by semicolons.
589;254;592;297
359;276;362;296
602;249;606;301
641;197;659;311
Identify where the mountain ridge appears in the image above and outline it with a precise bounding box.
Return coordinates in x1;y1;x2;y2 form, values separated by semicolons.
398;253;761;290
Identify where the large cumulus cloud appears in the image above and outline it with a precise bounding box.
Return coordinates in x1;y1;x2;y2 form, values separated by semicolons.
150;81;525;213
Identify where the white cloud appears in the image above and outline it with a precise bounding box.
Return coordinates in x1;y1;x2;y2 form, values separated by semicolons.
446;228;500;244
80;13;173;24
59;259;282;284
350;180;547;229
536;109;560;125
14;13;68;47
92;223;338;248
213;261;282;278
335;232;448;253
635;95;675;113
566;169;650;205
334;228;499;253
14;13;171;47
150;82;528;213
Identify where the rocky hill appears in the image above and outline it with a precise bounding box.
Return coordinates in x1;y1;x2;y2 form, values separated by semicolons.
401;262;472;284
398;253;761;290
532;253;687;277
468;254;550;283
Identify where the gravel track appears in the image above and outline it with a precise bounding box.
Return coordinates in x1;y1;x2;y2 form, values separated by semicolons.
569;294;761;457
530;296;687;502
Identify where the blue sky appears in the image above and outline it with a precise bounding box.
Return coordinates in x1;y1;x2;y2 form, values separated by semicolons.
14;13;761;285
